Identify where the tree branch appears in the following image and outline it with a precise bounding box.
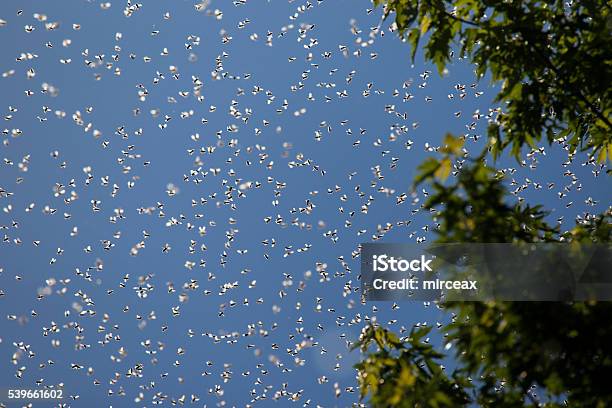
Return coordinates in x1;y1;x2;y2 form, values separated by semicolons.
444;11;480;27
519;28;612;131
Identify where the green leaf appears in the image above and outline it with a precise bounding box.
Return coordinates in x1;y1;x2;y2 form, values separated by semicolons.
597;144;608;163
407;28;421;60
414;157;441;186
420;14;431;35
434;157;452;181
441;133;464;155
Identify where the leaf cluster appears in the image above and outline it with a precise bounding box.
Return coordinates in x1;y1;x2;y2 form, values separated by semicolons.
354;325;472;407
357;2;612;406
375;0;612;159
356;141;611;406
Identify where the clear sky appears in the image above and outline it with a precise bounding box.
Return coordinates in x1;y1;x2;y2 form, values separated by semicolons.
0;0;608;406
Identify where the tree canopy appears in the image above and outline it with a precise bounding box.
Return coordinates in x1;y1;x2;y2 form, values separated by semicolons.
355;1;612;406
356;146;611;407
374;0;612;160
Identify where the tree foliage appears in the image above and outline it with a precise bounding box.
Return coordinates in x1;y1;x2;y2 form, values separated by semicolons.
374;0;612;159
356;1;612;406
353;325;471;407
356;147;612;406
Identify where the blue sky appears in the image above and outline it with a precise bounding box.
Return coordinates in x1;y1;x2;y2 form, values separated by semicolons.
0;0;609;406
